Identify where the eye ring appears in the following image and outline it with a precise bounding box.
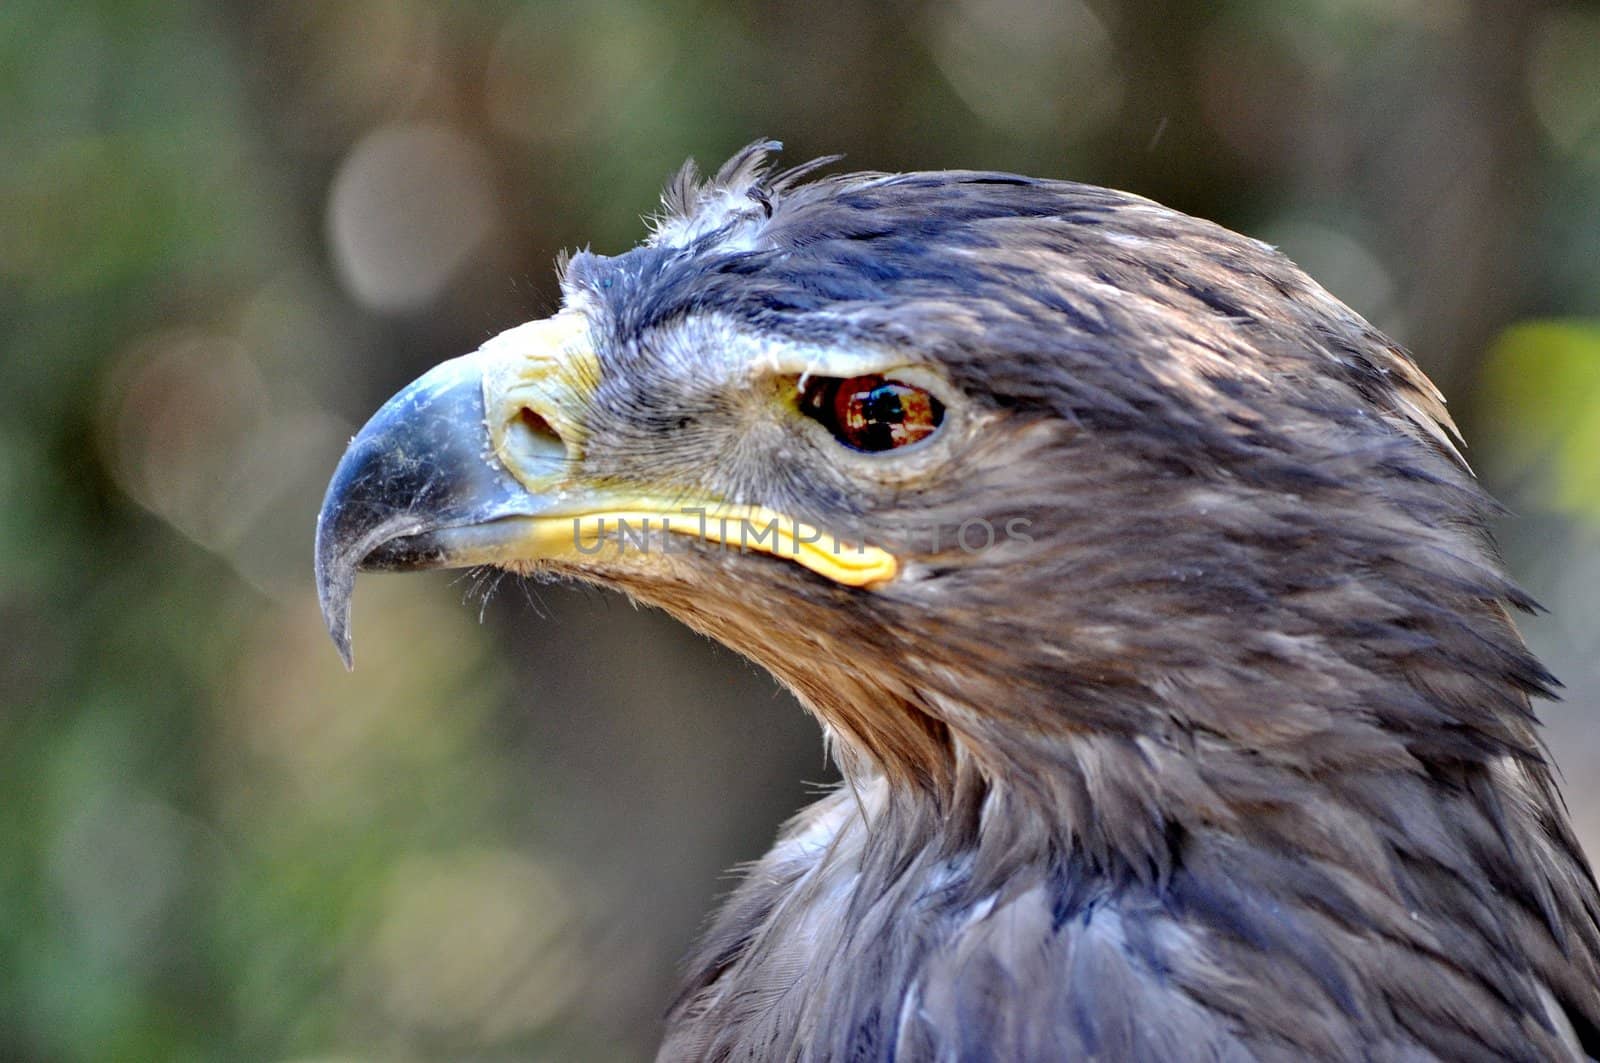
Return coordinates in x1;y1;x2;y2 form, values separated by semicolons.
798;374;945;453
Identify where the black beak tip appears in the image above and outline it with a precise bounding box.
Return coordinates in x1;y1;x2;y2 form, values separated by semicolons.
314;488;447;670
312;415;432;671
313;454;415;672
312;347;515;669
314;510;358;670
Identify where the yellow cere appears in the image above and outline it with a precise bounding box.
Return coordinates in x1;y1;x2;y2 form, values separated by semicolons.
480;311;601;470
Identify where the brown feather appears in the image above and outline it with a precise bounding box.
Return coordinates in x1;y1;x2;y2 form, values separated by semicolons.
550;145;1600;1060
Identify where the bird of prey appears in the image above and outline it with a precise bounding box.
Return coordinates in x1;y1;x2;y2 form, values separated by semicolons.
316;142;1600;1061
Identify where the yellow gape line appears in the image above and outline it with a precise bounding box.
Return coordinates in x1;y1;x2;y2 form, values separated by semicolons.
437;503;899;588
566;504;899;587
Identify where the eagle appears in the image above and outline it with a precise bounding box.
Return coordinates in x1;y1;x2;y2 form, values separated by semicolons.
315;142;1600;1061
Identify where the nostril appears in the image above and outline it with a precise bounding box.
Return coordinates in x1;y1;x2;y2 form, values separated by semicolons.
504;405;569;470
519;407;560;443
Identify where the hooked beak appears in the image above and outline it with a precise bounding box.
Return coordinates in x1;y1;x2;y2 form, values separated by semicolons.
314;312;897;667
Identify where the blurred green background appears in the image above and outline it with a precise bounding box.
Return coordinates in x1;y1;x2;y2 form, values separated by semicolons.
3;1;1599;1059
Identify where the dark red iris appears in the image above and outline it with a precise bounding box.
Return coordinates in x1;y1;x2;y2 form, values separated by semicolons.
798;374;945;452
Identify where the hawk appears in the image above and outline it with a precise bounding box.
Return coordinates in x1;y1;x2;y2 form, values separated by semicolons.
316;143;1600;1061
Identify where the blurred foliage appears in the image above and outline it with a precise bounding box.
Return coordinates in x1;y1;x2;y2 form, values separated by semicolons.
1480;319;1600;518
2;0;1599;1060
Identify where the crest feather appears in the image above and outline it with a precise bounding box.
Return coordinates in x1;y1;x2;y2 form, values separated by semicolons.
647;140;842;249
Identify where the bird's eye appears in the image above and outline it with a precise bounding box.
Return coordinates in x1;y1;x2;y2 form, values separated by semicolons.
798;374;945;452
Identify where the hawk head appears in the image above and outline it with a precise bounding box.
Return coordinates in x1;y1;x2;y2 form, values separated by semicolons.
315;139;1600;1056
316;143;1599;1057
318;139;1532;819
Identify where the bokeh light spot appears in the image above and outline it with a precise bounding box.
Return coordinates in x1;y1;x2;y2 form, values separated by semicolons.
326;124;499;313
363;849;581;1039
1527;11;1600;167
927;0;1123;139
